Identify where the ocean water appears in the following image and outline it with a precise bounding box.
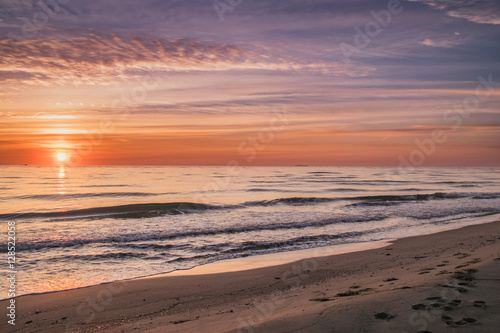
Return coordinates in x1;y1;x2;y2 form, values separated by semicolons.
1;166;499;297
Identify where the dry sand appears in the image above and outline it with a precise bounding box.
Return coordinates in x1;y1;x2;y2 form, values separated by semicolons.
2;217;500;333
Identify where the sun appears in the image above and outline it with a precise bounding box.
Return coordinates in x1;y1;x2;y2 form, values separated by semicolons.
56;152;67;162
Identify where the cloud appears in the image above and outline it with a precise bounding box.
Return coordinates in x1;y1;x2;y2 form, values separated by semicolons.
446;8;500;25
0;70;35;81
419;38;459;48
0;33;254;84
410;0;500;25
0;31;370;85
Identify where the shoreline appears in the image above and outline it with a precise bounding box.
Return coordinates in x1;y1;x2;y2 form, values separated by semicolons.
2;217;500;332
158;240;392;278
7;212;499;301
1;240;394;302
164;212;500;277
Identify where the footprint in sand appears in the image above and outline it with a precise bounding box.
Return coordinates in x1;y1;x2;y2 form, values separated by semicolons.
458;281;475;287
444;302;459;311
442;314;478;327
419;267;436;275
457;269;476;278
384;277;399;282
441;315;453;325
374;312;396;320
427;297;445;309
445;268;479;293
309;297;334;302
454;317;478;325
412;303;427;310
436;270;450;275
453;252;471;259
310;286;374;302
335;290;359;297
437;283;468;293
456;258;482;269
335;287;373;298
411;297;447;311
429;303;443;308
473;300;486;308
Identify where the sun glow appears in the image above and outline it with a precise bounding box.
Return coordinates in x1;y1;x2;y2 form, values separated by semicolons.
57;152;67;162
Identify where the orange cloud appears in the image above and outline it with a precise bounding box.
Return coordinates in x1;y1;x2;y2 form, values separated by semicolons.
0;31;372;87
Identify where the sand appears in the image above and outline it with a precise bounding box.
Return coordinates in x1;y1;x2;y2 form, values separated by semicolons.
2;217;500;333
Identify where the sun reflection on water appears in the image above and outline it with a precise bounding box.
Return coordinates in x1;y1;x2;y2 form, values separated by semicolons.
58;165;66;195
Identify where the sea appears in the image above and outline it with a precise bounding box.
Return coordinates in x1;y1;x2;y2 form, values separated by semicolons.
1;166;499;297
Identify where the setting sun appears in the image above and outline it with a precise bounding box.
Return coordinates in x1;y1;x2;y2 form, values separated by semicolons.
57;153;67;162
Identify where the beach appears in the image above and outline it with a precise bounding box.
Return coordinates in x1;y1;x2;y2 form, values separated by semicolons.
2;0;499;332
3;217;499;333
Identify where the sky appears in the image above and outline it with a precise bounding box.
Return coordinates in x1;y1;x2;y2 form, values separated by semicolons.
0;0;499;166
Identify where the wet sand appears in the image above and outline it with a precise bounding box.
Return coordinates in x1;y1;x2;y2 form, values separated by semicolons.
2;217;500;333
